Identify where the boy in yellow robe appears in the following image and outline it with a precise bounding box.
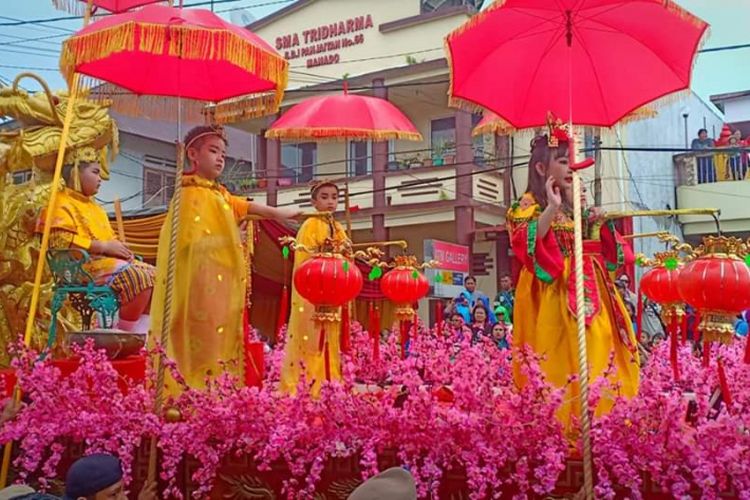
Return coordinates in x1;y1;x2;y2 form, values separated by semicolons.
150;126;300;390
280;180;350;395
42;153;155;333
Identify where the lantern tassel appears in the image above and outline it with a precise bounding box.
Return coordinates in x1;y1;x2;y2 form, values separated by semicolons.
368;302;378;361
635;294;643;343
703;340;711;368
400;320;408;359
341;303;351;354
373;304;381;362
680;312;688;344
318;323;326;353
436;300;444;337
670;312;680;380
324;341;331;382
276;284;289;343
717;358;732;410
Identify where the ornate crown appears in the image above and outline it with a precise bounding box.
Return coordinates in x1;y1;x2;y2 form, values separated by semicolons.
309;179;339;197
546;111;572;148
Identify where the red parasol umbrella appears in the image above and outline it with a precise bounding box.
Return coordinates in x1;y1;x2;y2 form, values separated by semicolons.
61;4;287;111
266;87;422;142
447;3;707;498
52;0;166;15
471;111;512;137
447;0;707;129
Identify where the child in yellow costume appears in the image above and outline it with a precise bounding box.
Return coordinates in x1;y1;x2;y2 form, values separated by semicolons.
150;126;300;390
42;153;155;333
280;181;350;395
507;131;640;439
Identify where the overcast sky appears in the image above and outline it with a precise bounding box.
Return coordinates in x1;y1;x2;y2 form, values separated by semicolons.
1;0;748;105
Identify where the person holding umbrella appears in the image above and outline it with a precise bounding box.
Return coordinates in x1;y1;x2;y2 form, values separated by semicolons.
507;119;639;439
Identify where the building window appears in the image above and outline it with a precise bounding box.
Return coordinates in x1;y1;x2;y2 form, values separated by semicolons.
421;0;484;13
584;127;597;159
11;170;32;185
348;140;372;177
141;154;176;208
281;142;316;184
431;116;456;163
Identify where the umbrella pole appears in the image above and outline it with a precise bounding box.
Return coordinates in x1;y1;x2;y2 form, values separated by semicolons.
147;100;185;483
572;171;595;500
0;73;82;488
344;143;352;238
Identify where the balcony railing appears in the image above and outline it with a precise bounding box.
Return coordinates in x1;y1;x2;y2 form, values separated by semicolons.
674;148;749;187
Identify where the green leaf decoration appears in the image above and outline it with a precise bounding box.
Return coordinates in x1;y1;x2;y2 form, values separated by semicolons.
635;256;645;267
745;254;750;267
368;266;383;281
282;246;290;259
435;273;443;283
664;256;679;271
343;260;350;272
412;270;419;279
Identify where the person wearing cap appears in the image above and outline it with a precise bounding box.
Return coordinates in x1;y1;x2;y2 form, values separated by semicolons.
0;454;156;500
149;125;302;391
348;467;417;500
280;180;351;396
615;274;637;308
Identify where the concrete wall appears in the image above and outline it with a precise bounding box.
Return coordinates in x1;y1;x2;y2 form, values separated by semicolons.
251;0;471;87
721;95;750;124
621;93;723;267
97;133;177;213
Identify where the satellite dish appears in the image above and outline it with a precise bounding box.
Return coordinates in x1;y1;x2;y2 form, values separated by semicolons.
230;9;256;26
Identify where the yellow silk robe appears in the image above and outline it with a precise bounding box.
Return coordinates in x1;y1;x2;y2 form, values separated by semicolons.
45;188;120;279
280;215;349;395
150;175;249;391
43;188;155;304
507;193;640;439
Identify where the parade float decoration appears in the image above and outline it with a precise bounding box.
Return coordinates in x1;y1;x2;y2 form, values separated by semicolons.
378;254;432;358
675;236;750;345
0;73;119;364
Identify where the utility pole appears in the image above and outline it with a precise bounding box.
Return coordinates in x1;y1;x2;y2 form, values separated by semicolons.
593;131;602;207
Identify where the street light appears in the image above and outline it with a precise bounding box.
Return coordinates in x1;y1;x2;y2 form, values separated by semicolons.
681;106;690;149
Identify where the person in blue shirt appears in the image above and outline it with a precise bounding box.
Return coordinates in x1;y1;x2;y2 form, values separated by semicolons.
493;273;515;323
735;311;749;337
454;275;496;324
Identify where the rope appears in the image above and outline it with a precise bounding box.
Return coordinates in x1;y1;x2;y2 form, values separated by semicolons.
572;173;594;500
147;142;185;482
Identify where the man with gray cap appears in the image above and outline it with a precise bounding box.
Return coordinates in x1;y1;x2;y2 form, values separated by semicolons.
348;467;417;500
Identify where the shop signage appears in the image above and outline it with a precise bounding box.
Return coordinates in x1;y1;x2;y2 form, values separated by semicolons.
424;239;470;298
275;14;375;68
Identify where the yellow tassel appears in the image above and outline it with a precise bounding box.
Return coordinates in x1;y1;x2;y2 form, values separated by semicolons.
263;127;423;142
72;160;82;193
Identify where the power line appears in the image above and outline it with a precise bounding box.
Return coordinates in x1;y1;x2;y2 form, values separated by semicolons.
0;64;61;73
0;0;279;27
0;33;68;47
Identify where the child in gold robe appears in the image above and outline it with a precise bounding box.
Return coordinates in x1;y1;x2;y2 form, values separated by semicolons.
149;126;300;390
280;181;350;395
42;157;155;333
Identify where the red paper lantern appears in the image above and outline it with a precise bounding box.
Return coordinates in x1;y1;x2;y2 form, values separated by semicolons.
677;236;750;343
380;263;429;319
293;254;363;321
639;252;682;307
